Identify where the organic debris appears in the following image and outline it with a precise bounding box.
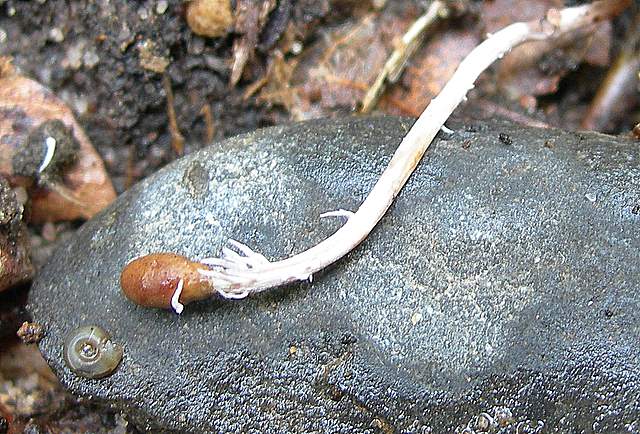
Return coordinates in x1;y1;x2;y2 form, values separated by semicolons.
360;0;452;113
380;25;480;117
231;0;278;85
200;104;216;143
0;73;116;222
582;12;640;132
285;12;404;119
0;176;32;293
256;0;626;128
0;344;128;433
484;0;612;98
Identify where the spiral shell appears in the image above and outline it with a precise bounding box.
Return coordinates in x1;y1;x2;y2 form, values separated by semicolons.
63;325;123;379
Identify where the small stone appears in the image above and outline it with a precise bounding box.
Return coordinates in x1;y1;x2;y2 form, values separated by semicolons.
410;311;422;325
83;48;100;68
138;40;170;73
137;7;149;20
64;41;85;70
493;407;514;427
473;412;494;431
499;132;513;145
204;55;227;73
186;0;234;38
17;321;45;344
156;0;168;14
188;36;205;55
291;41;303;55
118;25;133;52
48;27;64;42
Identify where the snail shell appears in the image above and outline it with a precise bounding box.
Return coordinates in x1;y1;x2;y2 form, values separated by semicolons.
63;325;123;379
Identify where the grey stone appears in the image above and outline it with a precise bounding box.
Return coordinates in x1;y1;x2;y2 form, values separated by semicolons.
28;116;640;433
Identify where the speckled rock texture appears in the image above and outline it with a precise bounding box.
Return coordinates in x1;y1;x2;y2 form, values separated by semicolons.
29;117;640;433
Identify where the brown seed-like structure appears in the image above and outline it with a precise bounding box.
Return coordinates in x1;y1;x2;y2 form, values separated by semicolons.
120;253;212;310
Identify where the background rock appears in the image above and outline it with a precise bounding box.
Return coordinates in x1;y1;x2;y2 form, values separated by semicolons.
29;117;640;433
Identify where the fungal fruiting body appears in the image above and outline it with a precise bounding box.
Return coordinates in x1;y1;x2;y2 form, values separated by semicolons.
120;0;630;313
120;253;215;313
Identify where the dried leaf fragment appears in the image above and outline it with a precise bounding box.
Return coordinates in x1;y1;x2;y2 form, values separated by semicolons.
0;74;116;222
482;0;612;98
289;13;399;119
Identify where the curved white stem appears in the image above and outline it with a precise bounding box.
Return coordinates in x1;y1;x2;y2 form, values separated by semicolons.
202;0;629;297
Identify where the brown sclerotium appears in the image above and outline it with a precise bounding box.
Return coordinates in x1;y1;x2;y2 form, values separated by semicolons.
120;253;213;310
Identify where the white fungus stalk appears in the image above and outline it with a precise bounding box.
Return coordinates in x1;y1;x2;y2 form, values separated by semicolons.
120;0;630;311
197;0;630;298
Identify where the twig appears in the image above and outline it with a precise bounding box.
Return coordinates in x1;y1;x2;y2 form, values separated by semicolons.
581;12;640;132
120;0;630;312
163;73;185;155
360;0;450;114
200;104;216;144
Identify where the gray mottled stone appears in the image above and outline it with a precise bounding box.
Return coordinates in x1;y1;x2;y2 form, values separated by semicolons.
28;116;640;433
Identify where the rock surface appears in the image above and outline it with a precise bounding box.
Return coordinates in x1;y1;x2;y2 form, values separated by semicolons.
29;117;640;433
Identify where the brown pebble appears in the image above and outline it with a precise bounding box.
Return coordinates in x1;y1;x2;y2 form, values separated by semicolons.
186;0;234;38
17;321;45;344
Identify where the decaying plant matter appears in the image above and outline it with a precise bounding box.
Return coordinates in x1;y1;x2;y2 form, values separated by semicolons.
120;0;630;313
